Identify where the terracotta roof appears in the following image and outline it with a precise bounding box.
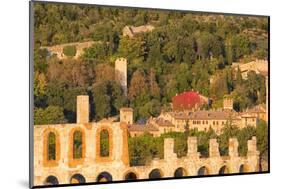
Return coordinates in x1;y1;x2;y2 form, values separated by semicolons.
154;118;174;127
128;124;159;132
188;110;239;120
169;111;190;120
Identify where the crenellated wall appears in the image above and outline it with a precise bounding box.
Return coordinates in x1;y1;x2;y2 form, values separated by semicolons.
34;122;260;186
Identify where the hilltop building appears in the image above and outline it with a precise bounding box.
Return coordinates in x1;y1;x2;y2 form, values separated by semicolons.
115;58;128;96
122;25;155;38
232;59;268;79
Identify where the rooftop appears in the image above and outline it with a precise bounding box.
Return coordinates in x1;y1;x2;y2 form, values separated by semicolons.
128;124;159;132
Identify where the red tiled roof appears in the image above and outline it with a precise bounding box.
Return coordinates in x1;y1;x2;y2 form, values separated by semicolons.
172;91;208;111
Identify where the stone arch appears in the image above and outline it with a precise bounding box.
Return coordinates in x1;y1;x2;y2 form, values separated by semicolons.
218;165;229;175
96;126;113;162
43;128;60;167
174;167;188;177
68;127;86;167
70;173;86;184
96;172;113;182
197;166;210;176
239;164;250;173
44;175;59;185
149;169;164;179
124;170;138;180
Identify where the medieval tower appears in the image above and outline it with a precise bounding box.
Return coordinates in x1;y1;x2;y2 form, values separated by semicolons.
223;97;233;110
115;58;127;96
120;108;133;124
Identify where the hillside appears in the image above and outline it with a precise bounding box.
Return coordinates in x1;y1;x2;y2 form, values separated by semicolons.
33;3;268;124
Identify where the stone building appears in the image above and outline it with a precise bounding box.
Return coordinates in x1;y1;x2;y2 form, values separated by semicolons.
33;96;261;186
187;110;257;134
120;107;133;124
128;124;160;137
122;25;155;38
232;59;268;79
115;58;128;96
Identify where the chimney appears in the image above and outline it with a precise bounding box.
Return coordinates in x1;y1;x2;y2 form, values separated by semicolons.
76;95;89;124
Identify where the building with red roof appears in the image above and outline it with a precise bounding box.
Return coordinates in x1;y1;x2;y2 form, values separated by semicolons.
172;91;209;111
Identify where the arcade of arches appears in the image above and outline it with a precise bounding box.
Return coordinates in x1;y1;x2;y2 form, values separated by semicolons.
34;115;260;186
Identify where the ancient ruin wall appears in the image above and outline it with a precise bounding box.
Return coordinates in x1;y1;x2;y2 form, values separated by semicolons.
34;122;260;186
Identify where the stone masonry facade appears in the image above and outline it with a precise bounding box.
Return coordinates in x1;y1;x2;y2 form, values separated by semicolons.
33;95;260;187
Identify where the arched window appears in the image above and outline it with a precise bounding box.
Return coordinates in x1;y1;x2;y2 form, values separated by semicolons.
70;174;86;184
44;175;59;185
219;165;229;175
73;131;83;159
97;172;113;182
174;167;188;177
124;172;138;180
149;169;163;179
47;132;56;160
198;166;209;176
100;129;109;157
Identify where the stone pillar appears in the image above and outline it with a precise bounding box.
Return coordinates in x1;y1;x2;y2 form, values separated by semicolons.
229;138;239;158
120;123;130;166
247;137;260;157
76;95;89;124
247;136;260;172
209;139;220;158
187;137;200;158
164;138;177;161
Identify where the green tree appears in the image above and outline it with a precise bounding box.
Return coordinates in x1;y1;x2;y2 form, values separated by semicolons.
34;105;66;125
63;45;77;57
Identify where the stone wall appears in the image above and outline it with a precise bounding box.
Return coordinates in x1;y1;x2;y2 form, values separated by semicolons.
34;122;260;186
33;95;261;186
41;41;96;59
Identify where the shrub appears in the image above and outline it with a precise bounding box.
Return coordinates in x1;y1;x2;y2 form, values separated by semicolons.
63;45;77;57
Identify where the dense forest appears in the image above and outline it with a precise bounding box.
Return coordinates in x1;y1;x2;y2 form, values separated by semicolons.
33;3;268;124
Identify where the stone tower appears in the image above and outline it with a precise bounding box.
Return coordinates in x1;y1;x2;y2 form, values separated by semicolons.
76;95;89;123
115;58;127;96
120;108;133;124
223;98;233;110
